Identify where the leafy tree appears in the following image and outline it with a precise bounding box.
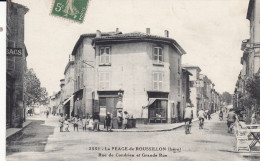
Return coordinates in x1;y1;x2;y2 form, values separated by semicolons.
246;74;260;106
24;68;49;106
221;92;232;105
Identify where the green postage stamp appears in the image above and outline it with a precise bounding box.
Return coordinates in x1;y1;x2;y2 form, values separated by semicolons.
51;0;89;23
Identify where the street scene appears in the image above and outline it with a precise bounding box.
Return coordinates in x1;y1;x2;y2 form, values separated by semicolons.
4;0;260;160
6;113;260;161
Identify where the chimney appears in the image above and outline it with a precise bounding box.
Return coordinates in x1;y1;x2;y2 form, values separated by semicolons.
146;28;150;34
116;28;119;32
96;30;101;38
164;30;169;38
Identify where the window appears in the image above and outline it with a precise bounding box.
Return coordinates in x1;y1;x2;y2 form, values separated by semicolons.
178;58;181;73
149;99;167;120
7;56;15;71
190;81;195;87
100;47;111;65
153;72;163;90
99;72;110;90
153;47;163;64
178;79;181;96
77;75;80;90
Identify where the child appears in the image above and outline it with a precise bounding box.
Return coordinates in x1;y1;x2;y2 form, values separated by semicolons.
72;115;79;132
82;116;87;132
59;114;65;132
87;116;94;130
64;118;70;132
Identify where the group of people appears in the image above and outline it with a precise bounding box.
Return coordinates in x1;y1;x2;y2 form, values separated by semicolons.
58;110;130;132
58;113;98;132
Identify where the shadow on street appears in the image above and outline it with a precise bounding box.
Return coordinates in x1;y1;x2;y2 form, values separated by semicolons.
6;120;55;155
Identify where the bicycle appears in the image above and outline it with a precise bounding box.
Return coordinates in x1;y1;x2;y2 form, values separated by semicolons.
199;118;204;129
185;121;191;134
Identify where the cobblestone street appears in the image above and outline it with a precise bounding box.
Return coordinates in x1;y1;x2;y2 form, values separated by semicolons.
6;114;260;161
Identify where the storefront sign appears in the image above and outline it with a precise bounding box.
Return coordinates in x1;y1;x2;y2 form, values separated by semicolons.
7;47;23;56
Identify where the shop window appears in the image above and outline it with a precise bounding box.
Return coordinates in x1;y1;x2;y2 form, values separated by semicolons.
149;100;167;120
100;47;111;65
153;72;163;90
99;72;110;90
153;47;163;64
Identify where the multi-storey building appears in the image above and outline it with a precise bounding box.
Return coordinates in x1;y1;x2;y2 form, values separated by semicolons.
61;55;75;118
92;29;186;123
182;65;202;118
234;0;260;121
6;1;29;128
71;31;121;118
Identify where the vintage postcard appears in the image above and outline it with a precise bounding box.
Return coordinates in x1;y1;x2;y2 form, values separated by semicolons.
4;0;260;161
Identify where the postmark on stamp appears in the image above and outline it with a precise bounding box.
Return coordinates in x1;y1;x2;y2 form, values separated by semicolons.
51;0;89;23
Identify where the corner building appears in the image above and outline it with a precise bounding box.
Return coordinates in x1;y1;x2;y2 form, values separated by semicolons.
92;29;186;123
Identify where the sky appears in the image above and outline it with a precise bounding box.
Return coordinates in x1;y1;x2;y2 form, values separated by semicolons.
12;0;250;95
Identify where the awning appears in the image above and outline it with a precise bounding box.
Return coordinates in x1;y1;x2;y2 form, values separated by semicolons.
63;94;74;105
144;98;157;108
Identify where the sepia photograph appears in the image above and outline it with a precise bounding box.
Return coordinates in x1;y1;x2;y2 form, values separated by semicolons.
2;0;260;160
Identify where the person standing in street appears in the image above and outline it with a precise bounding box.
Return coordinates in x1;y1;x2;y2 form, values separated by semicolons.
251;112;257;124
227;109;237;133
46;110;49;118
93;113;100;131
59;113;65;132
82;115;87;132
122;111;129;129
105;112;112;132
64;118;70;132
72;115;79;132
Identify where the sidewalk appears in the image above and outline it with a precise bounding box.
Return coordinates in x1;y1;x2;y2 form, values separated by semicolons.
6;120;32;139
100;112;218;132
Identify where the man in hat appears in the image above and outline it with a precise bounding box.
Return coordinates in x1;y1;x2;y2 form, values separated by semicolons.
105;112;112;132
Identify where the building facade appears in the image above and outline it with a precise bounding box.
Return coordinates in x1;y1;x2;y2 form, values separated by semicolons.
92;29;186;123
62;55;75;118
71;31;121;118
234;0;260;121
6;1;29;128
182;65;202;118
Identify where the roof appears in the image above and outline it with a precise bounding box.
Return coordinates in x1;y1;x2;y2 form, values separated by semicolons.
246;0;255;20
64;60;74;75
182;64;202;72
182;68;193;76
93;32;186;55
71;31;122;55
11;2;29;13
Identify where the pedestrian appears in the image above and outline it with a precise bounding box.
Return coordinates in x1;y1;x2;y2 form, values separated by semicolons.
207;110;211;120
197;108;206;129
46;110;49;118
219;110;223;120
105;112;112;132
59;113;65;132
64;118;70;132
226;109;237;133
82;115;87;131
122;111;129;129
93;113;100;131
87;116;94;130
72;115;79;132
251;112;257;124
117;111;123;128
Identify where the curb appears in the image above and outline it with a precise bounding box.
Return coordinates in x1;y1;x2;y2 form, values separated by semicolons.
6;121;32;141
99;119;200;133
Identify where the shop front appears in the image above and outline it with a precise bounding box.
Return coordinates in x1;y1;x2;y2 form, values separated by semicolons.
97;90;123;125
146;92;169;123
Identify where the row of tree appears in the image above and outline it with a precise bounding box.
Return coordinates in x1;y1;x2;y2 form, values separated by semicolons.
24;68;49;106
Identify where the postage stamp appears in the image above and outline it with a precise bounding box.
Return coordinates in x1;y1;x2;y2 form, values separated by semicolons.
51;0;89;23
